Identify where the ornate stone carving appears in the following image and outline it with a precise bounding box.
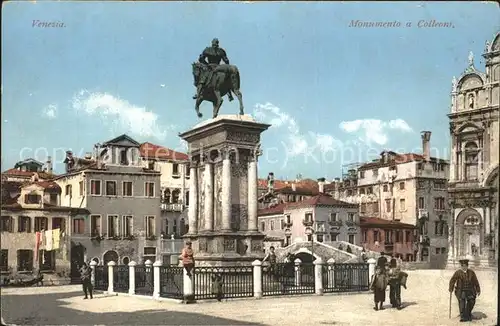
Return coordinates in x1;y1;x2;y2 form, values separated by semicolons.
231;161;247;178
207;239;214;253
251;240;263;252
199;238;208;252
236;240;248;255
231;204;242;231
223;238;236;251
227;132;260;143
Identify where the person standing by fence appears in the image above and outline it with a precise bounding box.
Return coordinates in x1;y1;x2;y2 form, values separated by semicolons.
180;241;195;277
263;246;278;280
370;266;388;311
449;259;481;322
79;263;93;299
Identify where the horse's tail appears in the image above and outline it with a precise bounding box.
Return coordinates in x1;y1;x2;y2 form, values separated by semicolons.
230;66;240;90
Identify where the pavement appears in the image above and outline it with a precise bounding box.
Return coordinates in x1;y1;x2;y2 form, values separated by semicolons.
1;269;497;325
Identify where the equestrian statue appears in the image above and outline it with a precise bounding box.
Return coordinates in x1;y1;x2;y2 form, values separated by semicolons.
192;38;244;119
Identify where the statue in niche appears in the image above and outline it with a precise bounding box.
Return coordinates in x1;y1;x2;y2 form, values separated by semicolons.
468;94;475;109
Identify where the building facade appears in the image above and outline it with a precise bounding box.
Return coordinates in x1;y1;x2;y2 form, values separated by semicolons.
447;32;499;268
54;134;162;274
327;132;450;267
1;175;88;283
258;173;319;209
360;217;417;261
258;181;360;248
139;142;189;240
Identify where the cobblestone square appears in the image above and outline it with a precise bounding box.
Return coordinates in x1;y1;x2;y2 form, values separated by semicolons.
1;270;496;325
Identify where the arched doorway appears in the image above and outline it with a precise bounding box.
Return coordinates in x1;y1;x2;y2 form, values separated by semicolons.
294;251;316;263
70;242;86;283
456;209;483;258
103;250;119;265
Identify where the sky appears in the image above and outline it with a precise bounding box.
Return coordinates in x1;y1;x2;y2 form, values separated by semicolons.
2;1;499;180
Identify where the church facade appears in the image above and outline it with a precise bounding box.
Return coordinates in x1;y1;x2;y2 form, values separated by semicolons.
447;32;499;268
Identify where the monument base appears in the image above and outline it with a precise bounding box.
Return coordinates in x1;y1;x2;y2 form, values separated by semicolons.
184;231;265;267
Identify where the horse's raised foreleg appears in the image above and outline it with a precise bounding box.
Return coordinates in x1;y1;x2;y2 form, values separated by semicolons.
213;90;223;119
195;97;203;118
233;89;244;115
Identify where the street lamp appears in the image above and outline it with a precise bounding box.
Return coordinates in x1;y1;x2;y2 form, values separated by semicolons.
305;226;315;262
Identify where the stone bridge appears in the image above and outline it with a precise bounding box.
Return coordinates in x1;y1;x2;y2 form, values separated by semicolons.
274;241;358;263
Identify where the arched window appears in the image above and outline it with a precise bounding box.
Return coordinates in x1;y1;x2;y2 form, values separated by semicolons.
163;189;171;203
185;191;190;206
464;142;479;181
122;256;130;265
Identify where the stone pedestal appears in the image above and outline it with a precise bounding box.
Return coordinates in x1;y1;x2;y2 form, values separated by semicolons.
179;114;270;266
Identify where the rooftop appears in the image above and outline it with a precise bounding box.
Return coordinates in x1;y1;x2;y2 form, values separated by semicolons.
140;142;189;162
360;217;416;229
358;151;449;171
258;194;356;216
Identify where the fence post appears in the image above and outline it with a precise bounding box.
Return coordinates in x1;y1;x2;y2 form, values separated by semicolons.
327;258;335;289
367;258;376;284
153;261;162;299
107;261;116;294
313;257;324;295
145;260;153;296
252;260;263;299
89;260;97;287
182;265;196;304
294;258;302;287
128;261;136;295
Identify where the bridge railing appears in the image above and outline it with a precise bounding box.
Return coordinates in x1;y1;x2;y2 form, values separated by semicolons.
89;258;377;302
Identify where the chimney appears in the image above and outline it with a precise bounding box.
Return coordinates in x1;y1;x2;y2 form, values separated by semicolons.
46;156;53;174
317;177;326;193
421;131;432;162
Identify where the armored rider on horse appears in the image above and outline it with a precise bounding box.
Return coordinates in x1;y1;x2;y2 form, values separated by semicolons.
192;38;244;119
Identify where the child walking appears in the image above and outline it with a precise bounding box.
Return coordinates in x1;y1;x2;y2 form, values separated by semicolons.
370;266;388;311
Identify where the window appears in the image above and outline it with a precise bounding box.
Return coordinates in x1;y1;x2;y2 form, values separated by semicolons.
39;250;55;271
122;216;132;237
173;219;178;235
434;197;445;210
285;236;291;246
304;213;313;222
52;217;66;233
172;189;180;203
105;181;117;196
329;213;338;222
148;161;155;170
383;185;388;192
348;234;355;244
372;202;380;213
330;232;339;241
285;214;291;224
185;191;190;206
359;171;365;178
0;249;7;272
405;231;412;243
123;182;133;197
385;230;393;244
400;198;406;211
348;213;355;222
367;187;373;194
17;250;33;272
433;181;446;189
72;218;85;234
186;165;191;178
145;182;155;197
270;220;275;231
307;234;312;242
417;163;423;170
373;169;378;177
418;197;425;209
34;217;48;232
90;180;102;195
172;163;179;176
418;180;426;189
145;216;155;238
395;231;402;243
362;231;368;242
385;199;391;212
399;182;405;190
143;247;156;263
65;185;72;196
18;216;31;233
280;219;285;230
49;193;58;205
79;181;84;196
90;215;101;237
464;142;479;181
317;234;324;242
24;194;41;204
107;215;120;237
120;149;129;165
373;231;379;242
360;203;367;213
359;188;366;195
260;221;266;231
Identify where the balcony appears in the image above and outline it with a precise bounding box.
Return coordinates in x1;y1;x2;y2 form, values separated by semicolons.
161;203;184;212
328;220;343;227
283;221;293;227
315;224;327;233
302;219;313;227
160;239;184;253
345;220;357;227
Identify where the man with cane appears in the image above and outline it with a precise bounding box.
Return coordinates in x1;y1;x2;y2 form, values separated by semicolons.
448;259;481;322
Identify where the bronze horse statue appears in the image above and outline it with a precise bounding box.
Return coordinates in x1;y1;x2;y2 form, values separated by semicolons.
191;62;244;119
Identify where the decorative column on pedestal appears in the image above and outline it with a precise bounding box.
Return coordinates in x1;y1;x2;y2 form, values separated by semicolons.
221;147;232;232
247;145;260;232
188;161;199;235
203;154;214;231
